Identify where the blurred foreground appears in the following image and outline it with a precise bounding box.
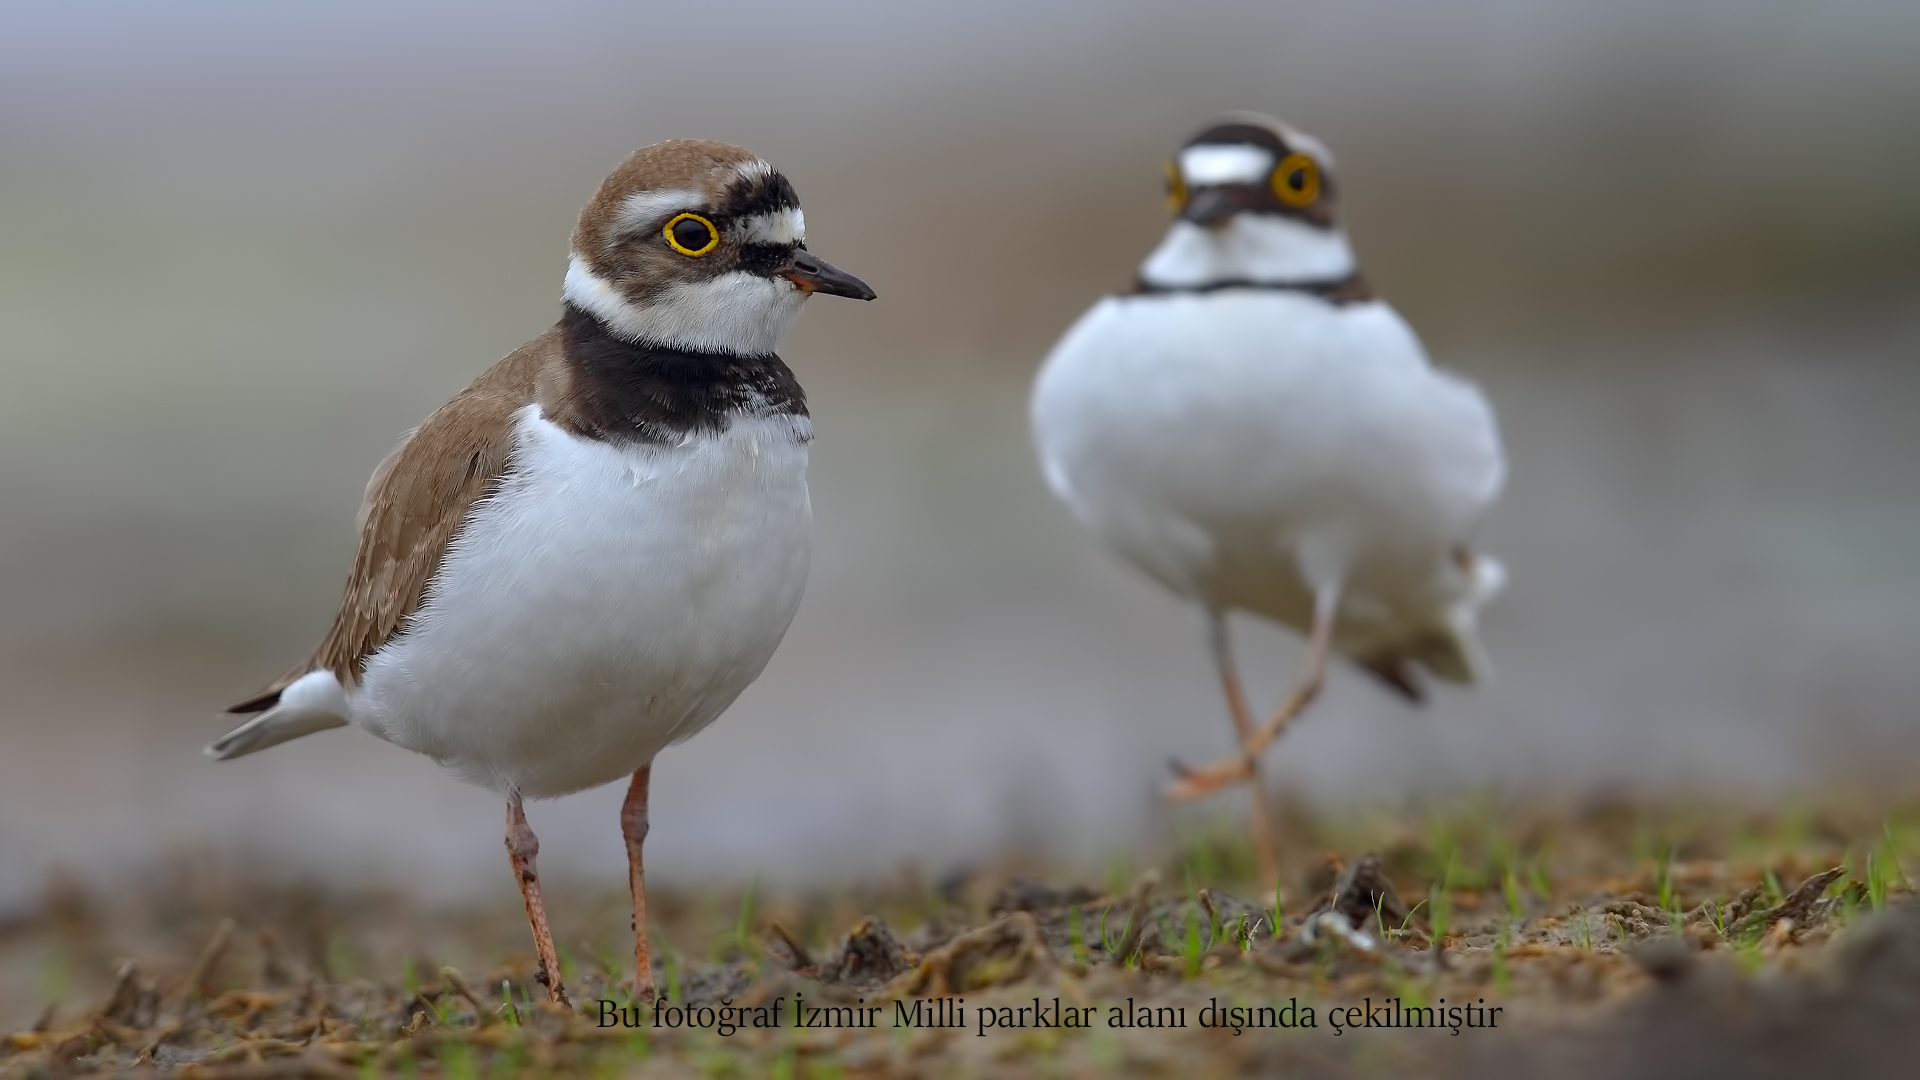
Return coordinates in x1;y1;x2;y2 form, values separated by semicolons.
4;794;1920;1077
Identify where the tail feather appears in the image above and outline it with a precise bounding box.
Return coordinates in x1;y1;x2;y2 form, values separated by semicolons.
1357;656;1426;702
1426;552;1505;685
1357;552;1505;692
207;670;351;760
1418;623;1489;686
226;688;284;715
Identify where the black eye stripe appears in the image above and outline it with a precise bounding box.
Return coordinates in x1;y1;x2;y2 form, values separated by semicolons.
723;173;801;219
736;242;797;276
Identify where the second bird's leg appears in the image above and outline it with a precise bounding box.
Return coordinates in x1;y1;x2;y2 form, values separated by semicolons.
1168;589;1340;802
505;792;572;1007
622;766;658;1001
1196;611;1280;889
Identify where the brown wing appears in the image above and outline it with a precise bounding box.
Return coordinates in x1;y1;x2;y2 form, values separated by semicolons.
229;331;559;712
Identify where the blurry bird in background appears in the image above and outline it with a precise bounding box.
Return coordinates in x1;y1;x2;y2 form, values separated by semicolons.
1031;113;1506;885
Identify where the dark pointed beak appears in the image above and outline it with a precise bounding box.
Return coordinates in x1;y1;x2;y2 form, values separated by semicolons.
1182;187;1240;229
781;249;876;300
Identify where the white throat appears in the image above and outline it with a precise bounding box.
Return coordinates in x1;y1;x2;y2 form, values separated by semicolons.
563;255;808;356
1138;216;1356;289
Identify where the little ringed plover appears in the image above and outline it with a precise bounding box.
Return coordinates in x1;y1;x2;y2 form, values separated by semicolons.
1030;113;1505;885
211;139;874;1005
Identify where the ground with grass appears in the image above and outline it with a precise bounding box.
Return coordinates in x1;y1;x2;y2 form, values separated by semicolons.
5;794;1920;1078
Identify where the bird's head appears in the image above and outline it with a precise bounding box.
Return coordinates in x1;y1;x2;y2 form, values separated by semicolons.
1139;113;1358;290
564;140;874;357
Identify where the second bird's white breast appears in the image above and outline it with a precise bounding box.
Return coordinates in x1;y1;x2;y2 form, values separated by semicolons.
355;405;814;797
1032;290;1504;617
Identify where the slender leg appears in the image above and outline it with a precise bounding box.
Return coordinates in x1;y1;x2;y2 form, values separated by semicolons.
1200;611;1280;889
505;793;572;1007
1168;588;1340;800
622;766;658;1001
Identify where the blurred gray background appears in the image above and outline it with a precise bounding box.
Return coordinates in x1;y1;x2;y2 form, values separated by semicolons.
1;0;1917;908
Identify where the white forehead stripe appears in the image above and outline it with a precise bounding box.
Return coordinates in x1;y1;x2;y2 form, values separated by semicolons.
1178;144;1275;186
735;208;805;245
616;188;705;232
730;158;776;184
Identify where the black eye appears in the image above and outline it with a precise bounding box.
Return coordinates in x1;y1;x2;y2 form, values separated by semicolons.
1270;153;1321;208
663;212;720;256
672;217;713;249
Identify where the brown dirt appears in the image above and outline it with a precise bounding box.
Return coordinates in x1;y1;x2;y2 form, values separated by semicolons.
5;794;1919;1078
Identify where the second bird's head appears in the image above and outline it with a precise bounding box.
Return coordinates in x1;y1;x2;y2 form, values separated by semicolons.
1142;113;1357;289
564;140;875;357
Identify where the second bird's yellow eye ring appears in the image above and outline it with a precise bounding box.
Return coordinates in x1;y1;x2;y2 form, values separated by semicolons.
663;212;721;257
1271;153;1321;208
1164;159;1187;215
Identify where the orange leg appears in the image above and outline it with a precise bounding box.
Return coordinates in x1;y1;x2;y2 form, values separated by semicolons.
1168;592;1338;802
1193;612;1280;889
505;793;571;1007
622;766;659;1001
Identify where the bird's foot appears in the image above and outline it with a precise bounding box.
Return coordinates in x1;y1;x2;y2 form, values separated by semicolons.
1164;753;1257;801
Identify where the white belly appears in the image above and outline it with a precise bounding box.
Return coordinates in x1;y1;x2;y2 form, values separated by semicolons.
354;405;813;797
1032;290;1504;644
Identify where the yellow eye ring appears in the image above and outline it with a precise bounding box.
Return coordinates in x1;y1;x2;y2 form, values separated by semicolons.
1164;158;1187;215
663;212;720;257
1271;153;1321;207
